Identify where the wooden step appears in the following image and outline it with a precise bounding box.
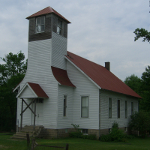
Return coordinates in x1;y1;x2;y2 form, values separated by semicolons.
12;125;43;140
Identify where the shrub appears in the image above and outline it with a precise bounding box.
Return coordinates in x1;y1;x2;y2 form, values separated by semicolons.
69;131;82;138
110;127;126;142
100;122;127;142
69;124;96;140
128;111;150;137
81;134;97;140
100;134;111;142
69;124;82;138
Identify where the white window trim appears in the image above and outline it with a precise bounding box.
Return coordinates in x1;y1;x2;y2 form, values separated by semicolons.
57;19;63;35
81;129;88;135
131;102;134;115
109;98;112;118
63;95;67;117
125;101;127;118
36;16;45;33
81;96;89;118
117;100;120;118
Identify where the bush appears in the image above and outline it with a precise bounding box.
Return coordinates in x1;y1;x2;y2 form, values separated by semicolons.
69;124;96;140
128;111;150;137
81;134;97;140
100;122;127;142
69;124;82;138
69;131;82;138
110;127;126;142
100;134;112;142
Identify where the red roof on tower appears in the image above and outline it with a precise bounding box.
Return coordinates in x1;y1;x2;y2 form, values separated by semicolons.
26;6;71;23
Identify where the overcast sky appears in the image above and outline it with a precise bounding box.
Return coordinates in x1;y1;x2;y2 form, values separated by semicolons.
0;0;150;81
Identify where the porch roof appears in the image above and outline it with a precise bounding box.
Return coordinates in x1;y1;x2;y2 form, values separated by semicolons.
17;82;49;98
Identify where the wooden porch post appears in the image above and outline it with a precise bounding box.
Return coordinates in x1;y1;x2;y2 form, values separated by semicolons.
34;99;36;131
21;99;23;130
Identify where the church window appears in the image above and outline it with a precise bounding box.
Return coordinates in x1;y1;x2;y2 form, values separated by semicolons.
36;16;45;33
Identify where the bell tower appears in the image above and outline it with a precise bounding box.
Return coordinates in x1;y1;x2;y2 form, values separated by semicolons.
26;6;70;71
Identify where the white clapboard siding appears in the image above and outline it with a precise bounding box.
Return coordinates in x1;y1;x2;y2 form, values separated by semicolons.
16;98;22;127
51;32;67;70
57;85;74;129
99;90;139;129
19;86;36;98
67;61;99;129
17;39;59;129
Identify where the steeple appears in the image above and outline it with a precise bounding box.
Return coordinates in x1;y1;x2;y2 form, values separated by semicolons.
26;6;70;23
26;6;70;42
26;6;69;70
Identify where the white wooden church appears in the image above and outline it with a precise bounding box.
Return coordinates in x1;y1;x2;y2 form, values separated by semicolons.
14;6;141;138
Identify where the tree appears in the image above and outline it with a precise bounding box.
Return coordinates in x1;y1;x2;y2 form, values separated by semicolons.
134;28;150;43
124;74;142;95
124;67;150;111
0;51;27;131
128;111;150;137
0;51;27;86
140;66;150;111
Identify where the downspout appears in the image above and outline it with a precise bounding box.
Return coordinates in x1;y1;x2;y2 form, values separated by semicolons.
99;89;101;139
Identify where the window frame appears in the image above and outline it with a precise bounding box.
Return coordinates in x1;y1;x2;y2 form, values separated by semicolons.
57;19;63;35
131;102;134;115
35;16;45;33
81;129;88;135
63;95;67;117
125;101;127;118
117;100;120;118
81;96;89;118
109;98;112;118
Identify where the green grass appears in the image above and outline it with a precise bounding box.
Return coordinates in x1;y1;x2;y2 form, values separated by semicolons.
0;133;150;150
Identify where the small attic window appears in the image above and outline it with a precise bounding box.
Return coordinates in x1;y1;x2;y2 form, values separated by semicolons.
57;19;62;35
36;16;45;33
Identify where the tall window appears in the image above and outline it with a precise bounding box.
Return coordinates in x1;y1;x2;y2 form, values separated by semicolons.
117;100;120;118
131;102;134;115
125;101;127;118
109;98;112;118
36;16;45;33
57;20;62;35
63;96;67;116
81;96;89;118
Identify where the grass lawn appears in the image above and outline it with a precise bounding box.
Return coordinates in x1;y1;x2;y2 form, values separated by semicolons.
0;133;150;150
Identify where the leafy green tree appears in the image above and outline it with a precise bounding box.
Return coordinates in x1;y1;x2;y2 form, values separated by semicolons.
128;111;150;137
0;51;27;131
0;51;27;85
141;66;150;91
134;28;150;43
124;67;150;111
140;66;150;111
124;74;142;95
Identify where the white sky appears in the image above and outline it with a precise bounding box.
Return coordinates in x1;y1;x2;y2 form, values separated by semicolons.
0;0;150;81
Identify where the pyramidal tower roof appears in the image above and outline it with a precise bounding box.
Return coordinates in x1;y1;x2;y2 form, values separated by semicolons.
26;6;70;23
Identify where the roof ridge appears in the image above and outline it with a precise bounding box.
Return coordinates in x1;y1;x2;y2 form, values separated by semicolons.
26;6;71;23
66;51;141;98
67;51;105;69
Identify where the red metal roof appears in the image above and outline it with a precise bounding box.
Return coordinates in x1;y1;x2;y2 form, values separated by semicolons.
26;6;70;23
66;51;141;98
51;66;75;87
28;82;49;98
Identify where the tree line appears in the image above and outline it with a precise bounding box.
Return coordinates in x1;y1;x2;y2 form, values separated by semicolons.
0;51;27;131
124;67;150;111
